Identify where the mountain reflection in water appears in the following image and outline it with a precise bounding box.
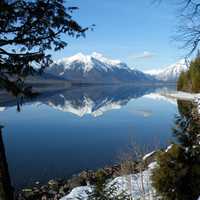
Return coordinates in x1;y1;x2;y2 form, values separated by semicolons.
41;85;168;117
0;85;175;116
0;85;178;190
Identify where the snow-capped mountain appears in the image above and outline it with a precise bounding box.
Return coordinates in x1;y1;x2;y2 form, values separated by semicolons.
144;59;189;82
40;85;157;117
47;52;156;84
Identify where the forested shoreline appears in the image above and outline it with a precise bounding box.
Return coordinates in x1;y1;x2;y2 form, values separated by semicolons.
177;54;200;93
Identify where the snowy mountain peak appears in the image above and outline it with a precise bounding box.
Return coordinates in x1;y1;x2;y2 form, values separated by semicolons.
91;52;122;65
48;52;157;84
70;52;90;62
144;59;189;82
164;59;187;71
91;52;104;58
55;52;124;73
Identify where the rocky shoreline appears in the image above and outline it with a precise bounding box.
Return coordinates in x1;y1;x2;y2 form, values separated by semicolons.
17;164;121;200
16;151;157;200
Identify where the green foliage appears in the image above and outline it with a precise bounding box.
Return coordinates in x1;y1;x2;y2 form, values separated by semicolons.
0;0;89;97
87;170;130;200
0;0;87;74
151;101;200;200
189;54;200;92
177;71;190;91
177;53;200;92
152;145;200;200
176;100;193;117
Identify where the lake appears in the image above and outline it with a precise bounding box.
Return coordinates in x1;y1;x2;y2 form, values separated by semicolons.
0;85;178;189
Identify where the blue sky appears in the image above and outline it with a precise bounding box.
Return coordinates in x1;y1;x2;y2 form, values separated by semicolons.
52;0;186;71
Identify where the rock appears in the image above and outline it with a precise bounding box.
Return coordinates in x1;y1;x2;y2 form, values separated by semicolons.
41;195;47;200
67;176;84;189
54;194;61;199
35;181;40;185
41;185;48;193
63;183;70;192
48;179;58;186
17;193;26;200
59;186;66;196
48;189;57;195
18;158;156;200
48;179;59;191
79;171;88;180
22;188;32;192
21;188;34;198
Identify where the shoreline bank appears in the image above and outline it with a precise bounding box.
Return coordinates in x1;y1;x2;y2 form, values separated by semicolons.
17;151;157;200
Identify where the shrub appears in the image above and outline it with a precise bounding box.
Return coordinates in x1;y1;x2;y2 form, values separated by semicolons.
151;144;200;200
87;170;130;200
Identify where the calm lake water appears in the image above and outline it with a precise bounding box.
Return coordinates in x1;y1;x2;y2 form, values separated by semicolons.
0;85;178;189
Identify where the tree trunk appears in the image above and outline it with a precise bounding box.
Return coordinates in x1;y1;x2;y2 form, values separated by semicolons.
0;126;14;200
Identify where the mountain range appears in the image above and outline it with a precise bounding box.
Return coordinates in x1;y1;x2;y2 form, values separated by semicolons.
144;59;189;82
47;52;156;84
46;53;188;84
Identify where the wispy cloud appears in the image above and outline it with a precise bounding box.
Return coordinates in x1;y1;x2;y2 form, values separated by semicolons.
129;51;155;60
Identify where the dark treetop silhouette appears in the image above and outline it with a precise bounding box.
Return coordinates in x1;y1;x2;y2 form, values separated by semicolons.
0;0;90;97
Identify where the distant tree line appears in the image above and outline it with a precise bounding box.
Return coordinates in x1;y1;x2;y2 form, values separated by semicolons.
177;52;200;92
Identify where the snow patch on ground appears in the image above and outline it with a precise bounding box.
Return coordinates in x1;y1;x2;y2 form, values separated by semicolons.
108;162;157;199
60;162;157;200
160;91;199;101
160;91;200;114
60;144;200;200
143;151;156;161
60;186;92;200
143;93;177;106
165;144;173;152
194;96;200;114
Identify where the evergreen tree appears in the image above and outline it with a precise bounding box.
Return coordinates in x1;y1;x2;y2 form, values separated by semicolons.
87;170;130;200
151;101;200;200
0;0;89;96
177;52;200;92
